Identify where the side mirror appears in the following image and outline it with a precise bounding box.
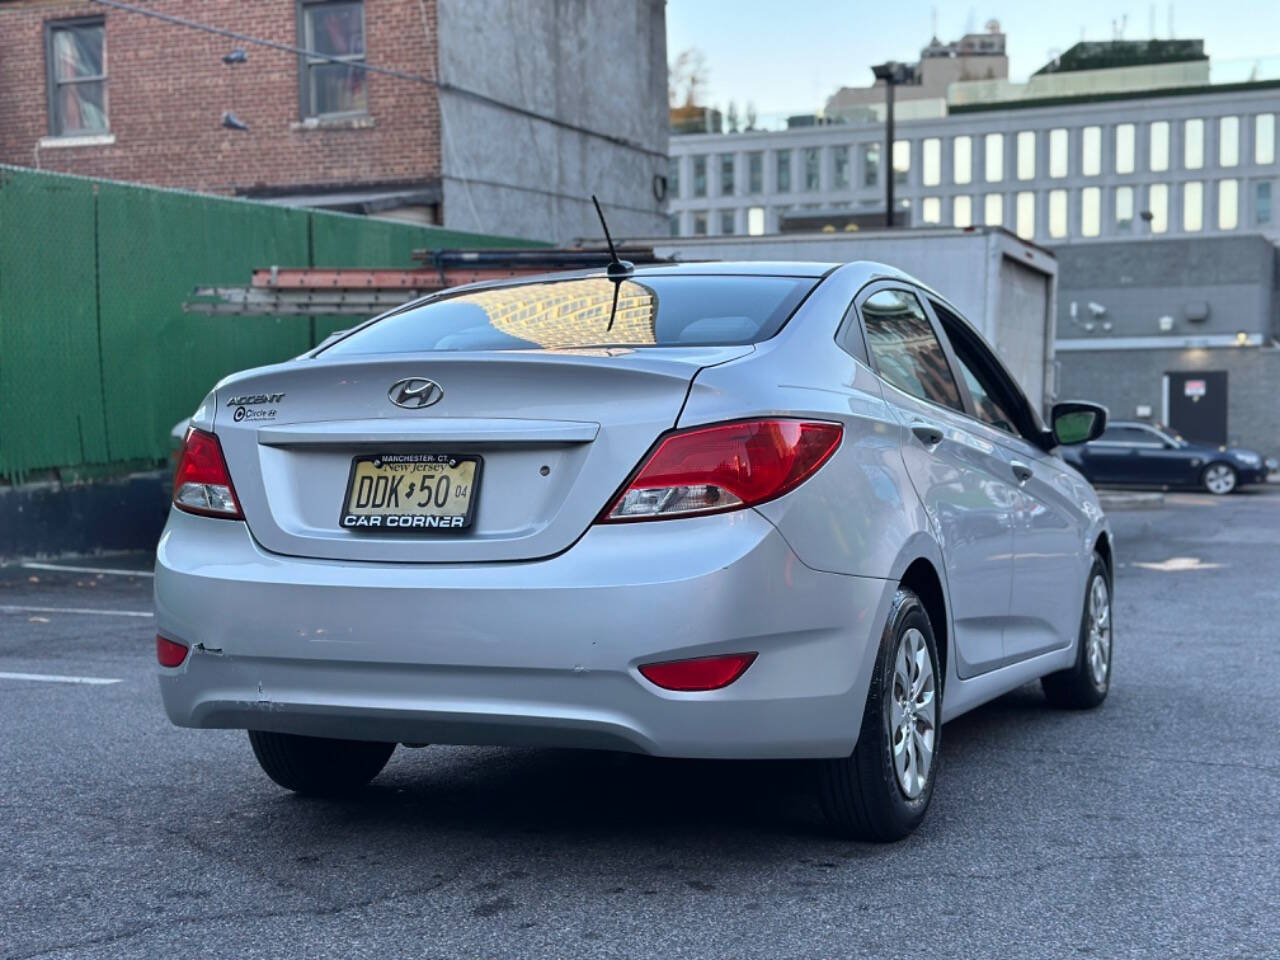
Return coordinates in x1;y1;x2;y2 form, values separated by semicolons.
1050;401;1107;446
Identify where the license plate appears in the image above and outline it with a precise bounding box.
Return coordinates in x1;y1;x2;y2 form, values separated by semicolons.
340;454;480;533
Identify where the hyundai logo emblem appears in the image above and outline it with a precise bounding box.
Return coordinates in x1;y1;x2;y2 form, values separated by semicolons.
388;377;444;409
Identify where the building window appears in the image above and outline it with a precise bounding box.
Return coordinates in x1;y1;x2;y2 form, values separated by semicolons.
1082;126;1101;177
803;147;820;191
833;147;850;189
692;155;707;197
1015;131;1035;181
776;149;792;192
1183;181;1203;231
720;209;736;235
1115;185;1134;231
299;1;367;118
1015;191;1035;239
1114;123;1135;174
1081;187;1101;237
720;153;735;196
1149;183;1168;233
1184;119;1204;170
1219;116;1240;168
1218;179;1239;230
1048;128;1069;178
1149;121;1170;172
921;197;941;224
953;136;972;184
692;211;708;236
747;152;763;193
922;138;941;187
45;18;108;135
892;139;910;186
668;160;680;200
1256;115;1276;165
1257;182;1273;225
747;206;766;235
862;143;880;187
668;212;681;237
1047;189;1068;238
953;195;972;228
984;133;1004;182
983;193;1003;226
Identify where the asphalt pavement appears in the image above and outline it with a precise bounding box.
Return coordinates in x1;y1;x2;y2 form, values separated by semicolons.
2;488;1278;959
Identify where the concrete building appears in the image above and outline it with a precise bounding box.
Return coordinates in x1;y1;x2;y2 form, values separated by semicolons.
0;0;668;243
668;40;1280;246
1054;234;1280;454
825;22;1009;123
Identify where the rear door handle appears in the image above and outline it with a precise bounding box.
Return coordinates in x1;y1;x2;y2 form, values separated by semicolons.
1011;460;1034;484
911;421;944;447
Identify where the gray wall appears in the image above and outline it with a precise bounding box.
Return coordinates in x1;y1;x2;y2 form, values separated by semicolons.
437;0;669;244
1059;345;1280;455
1053;235;1279;342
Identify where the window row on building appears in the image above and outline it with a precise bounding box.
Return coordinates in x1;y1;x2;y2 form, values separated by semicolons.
42;2;367;137
673;179;1275;241
671;114;1280;200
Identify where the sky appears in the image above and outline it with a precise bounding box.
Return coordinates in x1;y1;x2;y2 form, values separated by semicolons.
666;0;1280;118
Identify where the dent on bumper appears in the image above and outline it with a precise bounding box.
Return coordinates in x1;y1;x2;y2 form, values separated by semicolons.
154;509;893;759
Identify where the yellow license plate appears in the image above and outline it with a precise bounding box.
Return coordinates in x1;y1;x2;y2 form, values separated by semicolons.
340;454;480;532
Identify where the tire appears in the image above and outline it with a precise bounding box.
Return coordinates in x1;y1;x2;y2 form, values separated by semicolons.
1202;462;1237;495
1041;556;1112;710
818;588;941;842
247;730;395;796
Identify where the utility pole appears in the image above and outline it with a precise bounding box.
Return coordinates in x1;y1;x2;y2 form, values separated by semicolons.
871;61;913;228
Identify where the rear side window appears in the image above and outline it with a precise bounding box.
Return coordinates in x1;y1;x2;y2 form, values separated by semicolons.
860;289;964;411
320;275;818;355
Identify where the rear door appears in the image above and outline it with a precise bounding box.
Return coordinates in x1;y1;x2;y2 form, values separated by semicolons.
1080;426;1152;484
857;284;1017;678
928;298;1085;662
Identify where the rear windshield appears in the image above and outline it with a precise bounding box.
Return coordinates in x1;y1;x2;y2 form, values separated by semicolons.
319;274;818;355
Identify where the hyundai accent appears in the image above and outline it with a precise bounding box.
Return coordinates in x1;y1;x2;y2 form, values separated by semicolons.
155;261;1113;841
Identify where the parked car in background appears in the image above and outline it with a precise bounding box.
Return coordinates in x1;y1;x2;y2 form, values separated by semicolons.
154;261;1114;842
1061;420;1273;494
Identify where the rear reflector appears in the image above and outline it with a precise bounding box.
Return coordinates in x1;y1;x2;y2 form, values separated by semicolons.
638;653;757;691
173;427;243;519
156;635;189;668
600;419;842;522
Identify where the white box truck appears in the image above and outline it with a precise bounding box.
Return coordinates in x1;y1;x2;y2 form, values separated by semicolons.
652;227;1058;413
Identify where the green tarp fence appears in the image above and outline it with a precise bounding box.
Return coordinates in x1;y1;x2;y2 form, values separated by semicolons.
0;165;542;481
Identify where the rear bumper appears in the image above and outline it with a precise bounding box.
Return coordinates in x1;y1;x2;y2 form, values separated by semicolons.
155;509;893;759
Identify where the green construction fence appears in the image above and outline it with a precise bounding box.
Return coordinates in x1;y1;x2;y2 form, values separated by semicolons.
0;165;544;482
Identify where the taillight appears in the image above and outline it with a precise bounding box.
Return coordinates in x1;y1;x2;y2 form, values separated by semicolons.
639;653;757;691
600;419;842;522
156;635;189;668
173;427;243;519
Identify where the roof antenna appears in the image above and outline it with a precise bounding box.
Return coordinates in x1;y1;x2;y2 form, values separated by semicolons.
591;195;634;279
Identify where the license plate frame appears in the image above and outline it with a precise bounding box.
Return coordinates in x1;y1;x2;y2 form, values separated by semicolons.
339;453;482;534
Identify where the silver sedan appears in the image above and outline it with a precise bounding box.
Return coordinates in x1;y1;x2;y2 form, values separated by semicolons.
155;261;1113;841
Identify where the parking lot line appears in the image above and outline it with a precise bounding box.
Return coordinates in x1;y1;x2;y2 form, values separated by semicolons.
20;561;154;578
0;671;122;685
0;604;152;618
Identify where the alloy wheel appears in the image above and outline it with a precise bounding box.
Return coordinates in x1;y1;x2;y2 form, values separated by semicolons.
890;626;937;799
1204;464;1236;495
1086;574;1112;688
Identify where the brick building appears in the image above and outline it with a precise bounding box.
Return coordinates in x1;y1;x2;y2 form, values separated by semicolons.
0;0;669;242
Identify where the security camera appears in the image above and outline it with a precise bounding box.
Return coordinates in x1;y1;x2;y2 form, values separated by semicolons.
1088;302;1107;318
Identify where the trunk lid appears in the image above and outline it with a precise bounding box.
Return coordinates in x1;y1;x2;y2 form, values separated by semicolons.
213;347;749;562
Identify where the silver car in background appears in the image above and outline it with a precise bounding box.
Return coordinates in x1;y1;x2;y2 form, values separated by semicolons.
155;261;1113;841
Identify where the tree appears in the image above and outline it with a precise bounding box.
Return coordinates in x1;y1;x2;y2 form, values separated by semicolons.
726;101;740;133
668;47;708;107
744;101;758;131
